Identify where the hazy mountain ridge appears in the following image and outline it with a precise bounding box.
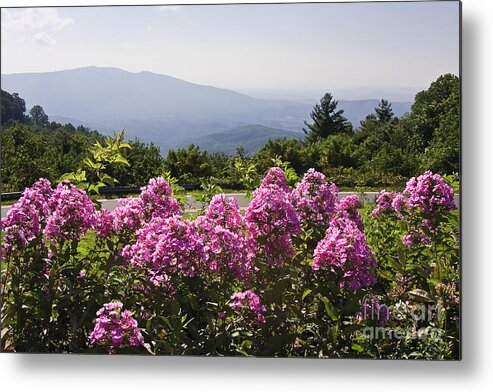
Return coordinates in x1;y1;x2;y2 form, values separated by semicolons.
1;67;412;154
194;125;303;155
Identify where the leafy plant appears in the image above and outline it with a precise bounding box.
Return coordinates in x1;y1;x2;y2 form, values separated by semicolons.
60;130;131;195
195;177;223;212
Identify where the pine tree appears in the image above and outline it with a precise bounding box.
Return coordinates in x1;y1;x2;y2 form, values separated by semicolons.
303;93;352;143
375;99;394;122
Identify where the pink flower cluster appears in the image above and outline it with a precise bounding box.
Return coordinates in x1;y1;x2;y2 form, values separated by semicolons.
245;167;301;266
123;216;206;288
403;170;456;215
94;208;114;239
1;178;53;257
139;177;182;220
371;191;399;217
291;169;339;229
371;171;456;246
109;197;144;236
260;166;291;191
100;177;181;238
373;172;456;218
336;195;364;231
195;195;253;282
229;290;267;324
1;179;98;255
204;194;245;230
313;216;376;289
45;182;96;244
89;302;144;353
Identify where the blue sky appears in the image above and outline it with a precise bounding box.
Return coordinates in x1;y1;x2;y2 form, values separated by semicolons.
1;1;460;100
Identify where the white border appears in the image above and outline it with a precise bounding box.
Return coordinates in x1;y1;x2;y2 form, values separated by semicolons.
1;0;493;391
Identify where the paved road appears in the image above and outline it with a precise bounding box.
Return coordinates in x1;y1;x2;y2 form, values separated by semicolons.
1;192;460;218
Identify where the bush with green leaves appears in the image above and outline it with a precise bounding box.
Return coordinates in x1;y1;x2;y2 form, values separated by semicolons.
1;166;459;358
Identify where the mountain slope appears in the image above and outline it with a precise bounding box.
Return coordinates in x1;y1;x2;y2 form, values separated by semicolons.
1;66;311;122
194;124;303;155
1;67;412;153
1;67;311;151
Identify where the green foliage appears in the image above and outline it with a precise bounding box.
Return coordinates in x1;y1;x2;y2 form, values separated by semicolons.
0;121;102;192
162;169;186;208
1;89;26;124
405;74;460;174
195;177;223;212
60;130;131;195
271;155;299;187
374;99;394;122
317;134;359;169
113;139;165;186
163;144;213;184
1;73;459;194
29;105;50;127
254;138;308;175
233;158;260;198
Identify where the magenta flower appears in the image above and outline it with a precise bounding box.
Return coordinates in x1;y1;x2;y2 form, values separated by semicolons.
125;216;206;289
313;216;376;289
94;208;114;239
108;177;181;236
360;299;390;326
291;169;338;230
372;171;456;248
245;168;300;267
403;170;456;215
111;197;145;234
260;166;290;191
229;290;267;324
401;232;431;247
1;178;53;258
89;302;144;353
195;215;253;283
371;190;399;217
139;177;181;221
205;194;245;231
336;194;364;231
44;182;96;244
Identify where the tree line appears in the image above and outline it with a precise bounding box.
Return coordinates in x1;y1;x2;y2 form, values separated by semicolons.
0;73;459;193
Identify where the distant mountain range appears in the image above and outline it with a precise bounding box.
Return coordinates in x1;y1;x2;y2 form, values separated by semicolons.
194;124;303;155
1;67;412;154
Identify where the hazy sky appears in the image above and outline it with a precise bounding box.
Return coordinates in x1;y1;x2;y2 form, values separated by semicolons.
1;1;460;100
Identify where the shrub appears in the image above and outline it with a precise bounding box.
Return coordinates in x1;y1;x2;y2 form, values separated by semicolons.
0;169;459;358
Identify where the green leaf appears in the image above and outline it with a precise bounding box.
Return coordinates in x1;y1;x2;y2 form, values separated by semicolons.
83;157;96;168
119;142;132;150
320;296;338;321
351;343;364;353
113;155;130;166
377;269;395;281
302;289;313;301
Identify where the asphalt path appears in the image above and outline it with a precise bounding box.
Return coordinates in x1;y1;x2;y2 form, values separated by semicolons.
1;192;460;218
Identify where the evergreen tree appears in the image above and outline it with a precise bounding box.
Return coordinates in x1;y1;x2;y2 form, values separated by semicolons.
303;93;353;143
375;99;394;122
